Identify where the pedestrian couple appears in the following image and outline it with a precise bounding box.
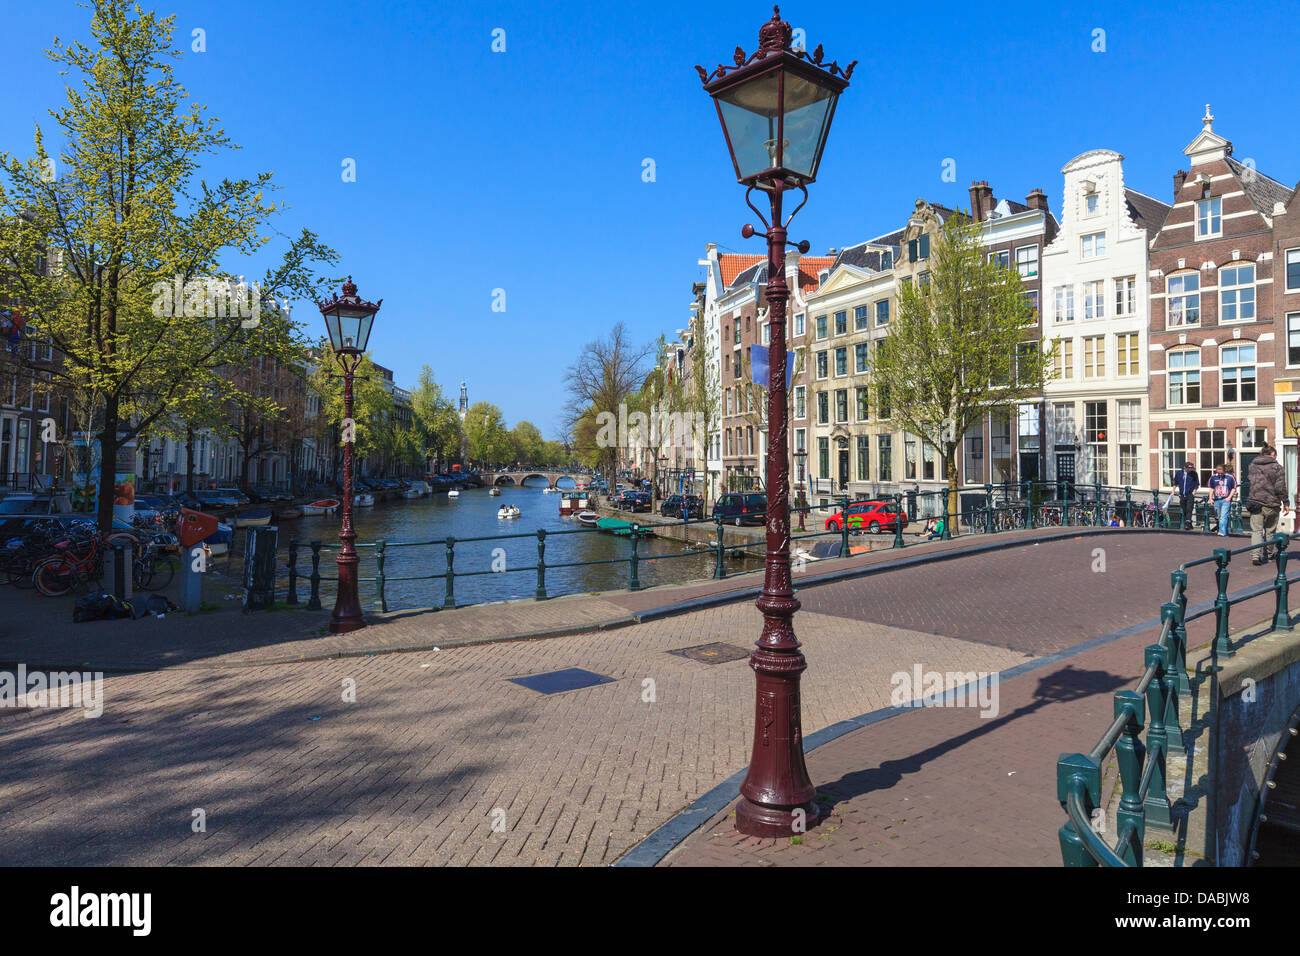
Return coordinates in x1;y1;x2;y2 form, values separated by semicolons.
1181;460;1238;535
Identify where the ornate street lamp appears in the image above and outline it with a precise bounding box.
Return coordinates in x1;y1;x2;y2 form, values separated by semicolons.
698;5;853;837
318;276;382;634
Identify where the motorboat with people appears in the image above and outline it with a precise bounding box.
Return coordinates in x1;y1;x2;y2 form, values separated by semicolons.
497;504;521;519
488;487;501;497
301;498;340;516
448;488;460;499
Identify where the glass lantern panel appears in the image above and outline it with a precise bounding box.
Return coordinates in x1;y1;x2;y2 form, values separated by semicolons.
717;72;782;179
782;74;836;180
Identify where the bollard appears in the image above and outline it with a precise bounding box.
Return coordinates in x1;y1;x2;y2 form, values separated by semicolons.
241;525;278;612
894;494;905;549
1124;487;1132;527
1213;548;1233;659
1274;533;1292;631
536;528;548;601
375;539;387;613
984;484;993;534
444;535;456;610
1143;644;1174;831
714;515;726;580
629;524;642;591
1113;691;1146;866
287;537;300;605
840;496;850;557
307;540;322;610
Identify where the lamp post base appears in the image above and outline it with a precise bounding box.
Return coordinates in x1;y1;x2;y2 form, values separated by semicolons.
736;796;821;838
329;615;366;635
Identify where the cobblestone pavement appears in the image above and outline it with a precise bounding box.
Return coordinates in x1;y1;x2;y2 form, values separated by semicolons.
0;529;1259;865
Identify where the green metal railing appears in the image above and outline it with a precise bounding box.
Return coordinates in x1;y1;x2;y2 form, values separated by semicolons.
1056;534;1296;866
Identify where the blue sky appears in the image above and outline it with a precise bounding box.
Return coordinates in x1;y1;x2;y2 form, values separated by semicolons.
6;0;1300;437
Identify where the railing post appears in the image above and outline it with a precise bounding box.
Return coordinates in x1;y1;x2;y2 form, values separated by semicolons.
535;528;547;601
984;483;993;535
894;493;905;549
1213;547;1233;659
1056;754;1102;867
306;539;322;610
1063;486;1072;526
941;487;951;540
1143;644;1174;831
1024;480;1035;530
1124;486;1132;527
1113;690;1146;867
628;524;642;591
1273;533;1292;631
840;496;850;556
714;515;726;580
287;537;300;606
375;538;388;613
443;535;456;610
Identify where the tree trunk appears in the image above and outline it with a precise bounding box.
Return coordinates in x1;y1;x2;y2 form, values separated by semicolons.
96;404;119;534
185;428;195;494
945;444;959;538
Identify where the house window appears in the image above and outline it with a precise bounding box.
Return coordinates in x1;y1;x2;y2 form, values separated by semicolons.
1115;276;1136;316
1084;401;1108;485
1196;197;1222;239
989;250;1010;270
1083;336;1104;378
1289;313;1300;366
1018;403;1040;453
856;435;870;481
878;434;893;481
816;350;828;379
761;323;770;345
908;235;931;261
1159;431;1186;486
1167;273;1200;327
1220;343;1256;404
725;388;732;415
923;441;939;481
834;347;847;376
1287;249;1300;292
794;385;806;420
1085;192;1100;216
1197;429;1227;485
815;315;828;340
1084;280;1106;320
1219;264;1256;322
1023;289;1040;318
854;305;868;330
794;312;806;336
1054;286;1075;322
904;436;918;480
856;386;869;421
1239;427;1266;451
817;391;829;424
818;437;829;479
964;425;984;480
1167;350;1201;406
1055;339;1074;380
1118;399;1141;487
1016;245;1039;278
734;322;741;345
991;411;1013;483
854;343;869;373
1081;232;1106;259
877;384;890;419
834;311;848;336
726;430;733;456
875;300;890;326
835;389;848;423
1116;332;1139;376
734;348;741;379
1053;403;1076;446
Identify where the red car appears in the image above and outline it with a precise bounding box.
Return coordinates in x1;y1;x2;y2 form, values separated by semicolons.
824;500;908;534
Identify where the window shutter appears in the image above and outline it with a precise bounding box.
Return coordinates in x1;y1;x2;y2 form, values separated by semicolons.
908;239;918;262
919;235;930;259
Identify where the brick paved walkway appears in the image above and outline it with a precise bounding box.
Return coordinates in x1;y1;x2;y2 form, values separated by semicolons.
0;528;1263;865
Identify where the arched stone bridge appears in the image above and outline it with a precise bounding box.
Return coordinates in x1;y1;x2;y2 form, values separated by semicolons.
477;470;587;489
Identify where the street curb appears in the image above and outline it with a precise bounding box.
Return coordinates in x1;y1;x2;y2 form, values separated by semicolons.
611;572;1277;867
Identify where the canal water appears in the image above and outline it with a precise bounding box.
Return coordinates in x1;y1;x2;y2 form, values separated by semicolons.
280;480;762;610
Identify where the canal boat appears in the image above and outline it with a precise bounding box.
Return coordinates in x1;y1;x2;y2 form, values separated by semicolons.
203;520;233;556
354;493;375;508
595;517;654;538
230;508;272;528
558;491;590;516
404;481;431;498
575;510;600;526
497;505;521;519
488;487;501;497
301;498;339;516
447;488;460;499
277;506;303;520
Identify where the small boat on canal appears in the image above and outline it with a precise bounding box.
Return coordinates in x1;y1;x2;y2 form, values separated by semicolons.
488;487;501;497
354;493;375;508
301;498;339;516
575;510;599;526
558;491;590;516
230;508;272;528
595;517;654;538
497;504;521;519
277;506;303;520
448;488;460;499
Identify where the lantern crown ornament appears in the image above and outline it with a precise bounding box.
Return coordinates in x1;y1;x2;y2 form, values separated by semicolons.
318;275;382;356
695;6;855;189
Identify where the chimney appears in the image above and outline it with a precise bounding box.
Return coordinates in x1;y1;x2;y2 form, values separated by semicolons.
1026;188;1048;212
1173;170;1188;196
827;248;838;256
968;180;994;221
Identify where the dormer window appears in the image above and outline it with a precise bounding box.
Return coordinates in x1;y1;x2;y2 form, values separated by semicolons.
1196;197;1222;239
1085;193;1099;216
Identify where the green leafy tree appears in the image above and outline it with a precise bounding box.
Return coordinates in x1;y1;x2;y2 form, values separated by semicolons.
563;321;652;486
0;1;336;529
871;211;1055;518
463;401;511;466
509;420;545;466
410;365;461;472
308;349;393;480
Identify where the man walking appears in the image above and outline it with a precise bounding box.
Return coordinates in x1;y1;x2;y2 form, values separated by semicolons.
1173;459;1200;530
1208;464;1237;536
1246;444;1289;565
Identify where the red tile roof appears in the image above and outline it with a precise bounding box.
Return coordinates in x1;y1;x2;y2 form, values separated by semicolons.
718;254;766;286
796;256;836;289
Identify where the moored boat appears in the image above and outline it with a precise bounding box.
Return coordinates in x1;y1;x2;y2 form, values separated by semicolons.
404;481;431;498
575;510;599;526
203;520;233;556
354;493;375;507
596;517;654;537
230;508;272;528
488;487;501;497
558;492;590;516
301;498;340;516
448;488;460;499
277;506;303;520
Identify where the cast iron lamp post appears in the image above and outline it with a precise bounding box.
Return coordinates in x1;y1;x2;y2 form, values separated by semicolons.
698;5;853;836
318;276;382;634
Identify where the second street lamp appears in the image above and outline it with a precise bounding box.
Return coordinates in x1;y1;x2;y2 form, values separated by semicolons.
698;5;853;837
318;276;382;634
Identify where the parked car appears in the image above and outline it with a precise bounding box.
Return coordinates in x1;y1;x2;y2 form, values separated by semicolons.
825;500;908;534
214;487;250;506
659;494;704;519
713;492;766;526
